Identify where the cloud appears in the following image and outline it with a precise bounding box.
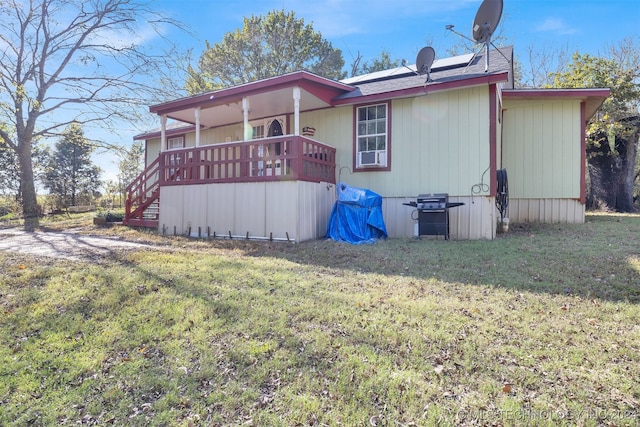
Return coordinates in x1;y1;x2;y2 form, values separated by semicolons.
534;17;578;35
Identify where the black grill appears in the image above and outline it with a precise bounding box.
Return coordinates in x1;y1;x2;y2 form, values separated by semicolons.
403;193;464;240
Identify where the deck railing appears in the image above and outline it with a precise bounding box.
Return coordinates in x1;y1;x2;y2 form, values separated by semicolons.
123;136;336;227
123;156;161;227
159;135;336;186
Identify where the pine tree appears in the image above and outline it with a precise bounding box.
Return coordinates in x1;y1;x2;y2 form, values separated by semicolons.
44;124;102;208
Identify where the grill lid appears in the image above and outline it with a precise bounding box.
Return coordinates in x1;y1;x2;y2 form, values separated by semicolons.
417;193;448;210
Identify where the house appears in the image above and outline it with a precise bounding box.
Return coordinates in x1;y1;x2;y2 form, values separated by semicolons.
126;46;609;242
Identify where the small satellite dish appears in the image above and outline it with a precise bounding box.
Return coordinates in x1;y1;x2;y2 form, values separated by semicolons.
416;46;436;82
472;0;503;44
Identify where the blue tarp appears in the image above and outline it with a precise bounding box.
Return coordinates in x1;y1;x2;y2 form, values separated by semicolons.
326;183;388;244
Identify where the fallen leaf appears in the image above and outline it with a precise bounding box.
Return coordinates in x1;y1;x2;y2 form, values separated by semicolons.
503;384;512;393
18;265;26;269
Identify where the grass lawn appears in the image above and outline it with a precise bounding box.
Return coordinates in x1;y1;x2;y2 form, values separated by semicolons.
1;213;639;426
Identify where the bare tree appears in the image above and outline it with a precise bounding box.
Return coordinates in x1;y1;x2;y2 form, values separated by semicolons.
0;0;186;230
517;44;572;88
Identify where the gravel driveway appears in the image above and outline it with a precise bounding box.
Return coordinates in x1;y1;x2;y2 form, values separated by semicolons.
0;227;160;261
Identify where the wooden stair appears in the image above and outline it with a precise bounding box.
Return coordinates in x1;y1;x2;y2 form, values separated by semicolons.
123;157;161;228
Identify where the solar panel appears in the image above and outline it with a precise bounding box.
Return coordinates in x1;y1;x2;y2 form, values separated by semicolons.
340;52;474;85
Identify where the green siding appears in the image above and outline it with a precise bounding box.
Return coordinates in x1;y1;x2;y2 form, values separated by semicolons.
301;86;491;197
502;99;581;199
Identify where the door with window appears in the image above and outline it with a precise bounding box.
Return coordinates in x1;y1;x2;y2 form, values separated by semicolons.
251;116;286;176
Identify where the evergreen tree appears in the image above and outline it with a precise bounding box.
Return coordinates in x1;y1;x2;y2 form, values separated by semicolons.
44;124;102;208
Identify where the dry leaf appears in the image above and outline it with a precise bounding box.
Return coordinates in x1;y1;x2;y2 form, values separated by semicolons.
503;384;512;393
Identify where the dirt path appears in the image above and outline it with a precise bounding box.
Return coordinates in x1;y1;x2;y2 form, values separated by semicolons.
0;227;161;261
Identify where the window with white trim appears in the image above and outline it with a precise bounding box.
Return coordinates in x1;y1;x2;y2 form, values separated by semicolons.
167;136;184;150
356;103;388;168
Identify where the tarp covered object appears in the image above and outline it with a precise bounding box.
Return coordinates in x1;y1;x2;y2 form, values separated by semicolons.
326;183;388;244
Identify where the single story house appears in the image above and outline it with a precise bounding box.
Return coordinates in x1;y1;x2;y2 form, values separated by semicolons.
125;46;609;242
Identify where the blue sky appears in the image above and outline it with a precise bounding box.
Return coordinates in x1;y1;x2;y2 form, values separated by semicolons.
97;0;640;183
158;0;639;71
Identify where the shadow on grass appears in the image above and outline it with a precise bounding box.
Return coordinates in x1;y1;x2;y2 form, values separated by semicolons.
223;213;640;304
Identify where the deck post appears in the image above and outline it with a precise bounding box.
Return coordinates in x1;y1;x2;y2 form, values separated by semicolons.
160;115;167;152
194;107;201;147
293;87;301;136
242;97;251;141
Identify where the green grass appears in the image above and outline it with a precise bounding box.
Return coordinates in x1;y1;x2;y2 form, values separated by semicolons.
1;213;639;426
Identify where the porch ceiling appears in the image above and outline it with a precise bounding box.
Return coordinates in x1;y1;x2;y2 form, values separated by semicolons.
166;86;332;128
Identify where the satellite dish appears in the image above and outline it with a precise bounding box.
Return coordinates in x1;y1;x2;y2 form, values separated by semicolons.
472;0;503;72
416;46;436;82
445;0;509;73
472;0;503;44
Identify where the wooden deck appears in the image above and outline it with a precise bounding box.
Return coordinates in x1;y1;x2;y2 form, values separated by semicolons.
124;136;336;227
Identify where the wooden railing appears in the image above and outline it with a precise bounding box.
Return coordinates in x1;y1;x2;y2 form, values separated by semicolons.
123;156;160;227
159;136;336;186
123;136;336;227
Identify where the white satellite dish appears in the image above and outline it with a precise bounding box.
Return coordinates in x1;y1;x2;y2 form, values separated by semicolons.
416;46;436;82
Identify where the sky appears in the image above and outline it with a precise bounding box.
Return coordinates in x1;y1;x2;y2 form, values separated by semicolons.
95;0;640;183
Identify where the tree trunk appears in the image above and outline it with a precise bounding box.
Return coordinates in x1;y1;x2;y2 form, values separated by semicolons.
17;139;40;231
587;118;640;212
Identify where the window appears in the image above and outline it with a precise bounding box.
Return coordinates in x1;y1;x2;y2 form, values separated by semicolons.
356;103;389;168
252;125;265;140
167;136;184;150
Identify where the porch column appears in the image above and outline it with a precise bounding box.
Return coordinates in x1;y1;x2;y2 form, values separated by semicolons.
160;115;167;152
293;87;301;136
194;107;201;147
242;97;251;141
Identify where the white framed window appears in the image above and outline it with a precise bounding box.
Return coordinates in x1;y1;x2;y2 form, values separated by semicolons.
167;136;184;150
356;103;389;168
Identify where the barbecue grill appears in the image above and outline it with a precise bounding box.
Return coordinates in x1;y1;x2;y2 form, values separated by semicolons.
403;193;464;240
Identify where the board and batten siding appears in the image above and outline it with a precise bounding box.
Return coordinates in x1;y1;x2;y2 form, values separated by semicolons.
147;85;498;240
502;98;585;223
302;86;496;239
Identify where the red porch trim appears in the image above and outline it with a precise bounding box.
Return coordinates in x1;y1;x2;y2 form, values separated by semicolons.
158;136;336;186
150;71;354;116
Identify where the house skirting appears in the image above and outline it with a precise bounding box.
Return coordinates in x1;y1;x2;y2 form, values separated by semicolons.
505;198;585;224
158;181;336;242
159;188;582;242
381;196;498;240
